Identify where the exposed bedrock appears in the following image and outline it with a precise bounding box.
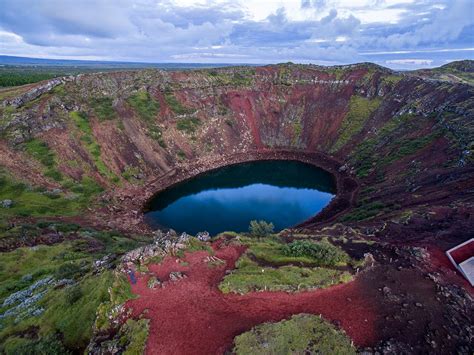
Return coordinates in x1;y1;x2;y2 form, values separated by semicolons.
0;62;472;246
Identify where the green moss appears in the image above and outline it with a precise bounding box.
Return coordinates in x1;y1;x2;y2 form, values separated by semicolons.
91;97;116;121
381;131;443;166
3;333;70;355
176;117;201;134
24;138;63;181
233;314;356;355
70;111;118;182
332;96;381;152
0;242;89;302
219;235;355;294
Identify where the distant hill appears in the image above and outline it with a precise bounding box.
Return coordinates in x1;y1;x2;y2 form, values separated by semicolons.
0;55;241;87
411;60;474;85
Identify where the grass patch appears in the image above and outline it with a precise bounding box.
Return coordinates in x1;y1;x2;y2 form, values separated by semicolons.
23;138;63;181
350;114;419;177
219;236;353;294
0;170;89;218
91;97;116;121
164;91;194;115
0;227;148;353
332;95;381;152
176;117;201;134
219;255;352;294
120;319;150;355
127;90;159;122
339;201;387;222
127;91;165;147
233;313;356;354
37;272;112;349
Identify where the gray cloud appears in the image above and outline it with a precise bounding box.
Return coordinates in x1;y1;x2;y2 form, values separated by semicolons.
0;0;472;68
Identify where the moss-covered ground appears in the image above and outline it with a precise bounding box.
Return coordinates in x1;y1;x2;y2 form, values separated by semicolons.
233;313;356;354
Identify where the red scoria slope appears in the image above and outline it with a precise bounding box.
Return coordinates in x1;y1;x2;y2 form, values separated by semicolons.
126;242;378;354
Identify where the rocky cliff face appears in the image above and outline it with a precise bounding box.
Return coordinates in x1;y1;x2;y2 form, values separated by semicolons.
0;62;472;244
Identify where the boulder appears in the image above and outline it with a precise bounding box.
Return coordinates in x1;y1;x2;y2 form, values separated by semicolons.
196;231;211;242
1;199;13;208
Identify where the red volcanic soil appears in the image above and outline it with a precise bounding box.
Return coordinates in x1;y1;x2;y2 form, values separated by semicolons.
126;241;379;355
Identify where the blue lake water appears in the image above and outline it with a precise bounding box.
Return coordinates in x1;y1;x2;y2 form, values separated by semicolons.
144;160;336;235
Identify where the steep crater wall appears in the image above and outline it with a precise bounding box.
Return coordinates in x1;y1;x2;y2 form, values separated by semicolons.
0;63;472;241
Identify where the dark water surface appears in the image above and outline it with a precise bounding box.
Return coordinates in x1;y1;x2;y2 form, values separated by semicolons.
144;160;336;235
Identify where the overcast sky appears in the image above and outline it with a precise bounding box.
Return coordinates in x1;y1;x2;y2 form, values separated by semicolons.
0;0;473;69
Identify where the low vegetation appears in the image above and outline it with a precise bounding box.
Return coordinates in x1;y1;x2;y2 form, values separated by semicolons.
219;232;354;294
119;319;150;355
70;111;119;182
127;90;165;147
164;91;194;115
332;95;381;152
283;240;350;266
176;116;201;134
0;222;149;353
0;169;101;218
91;97;116;121
219;255;352;293
23;138;63;182
233;314;356;354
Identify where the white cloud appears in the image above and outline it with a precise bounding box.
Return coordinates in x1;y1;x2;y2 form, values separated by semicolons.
386;59;434;65
0;0;472;67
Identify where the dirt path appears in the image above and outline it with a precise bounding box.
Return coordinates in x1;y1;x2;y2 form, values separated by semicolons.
126;242;379;355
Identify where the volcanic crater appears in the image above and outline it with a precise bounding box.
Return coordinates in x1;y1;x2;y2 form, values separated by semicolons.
0;61;473;354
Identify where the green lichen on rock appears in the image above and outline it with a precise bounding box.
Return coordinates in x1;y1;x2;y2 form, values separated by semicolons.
233;314;356;355
331;95;381;152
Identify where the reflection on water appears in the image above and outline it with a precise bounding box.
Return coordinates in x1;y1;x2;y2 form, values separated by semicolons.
145;160;336;235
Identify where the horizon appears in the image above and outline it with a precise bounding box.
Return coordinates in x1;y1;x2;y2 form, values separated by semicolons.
0;54;471;72
1;0;473;70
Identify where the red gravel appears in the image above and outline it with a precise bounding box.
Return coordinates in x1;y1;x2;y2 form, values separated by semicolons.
125;242;379;355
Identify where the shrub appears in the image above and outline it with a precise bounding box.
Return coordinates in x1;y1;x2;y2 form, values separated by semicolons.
283;240;349;266
249;220;274;238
